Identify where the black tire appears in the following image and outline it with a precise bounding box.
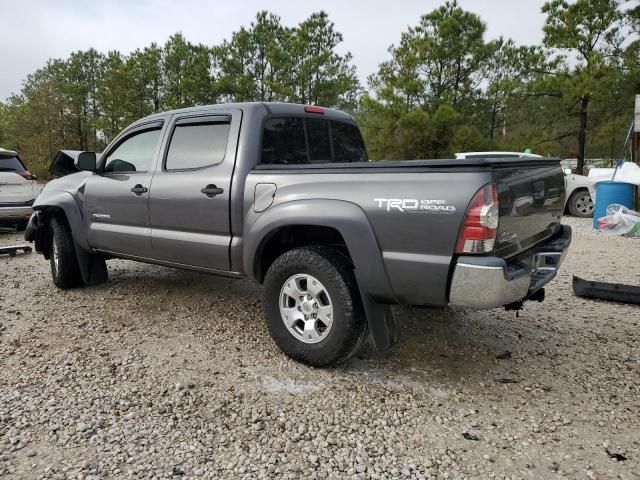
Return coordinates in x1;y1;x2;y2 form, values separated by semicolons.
568;189;594;218
16;220;28;231
49;216;84;289
262;246;368;367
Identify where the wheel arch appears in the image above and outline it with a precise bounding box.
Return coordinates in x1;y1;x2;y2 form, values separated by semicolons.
29;193;106;285
243;199;396;303
32;191;90;251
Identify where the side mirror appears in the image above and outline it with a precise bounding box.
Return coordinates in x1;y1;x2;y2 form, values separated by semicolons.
564;168;572;175
77;151;97;172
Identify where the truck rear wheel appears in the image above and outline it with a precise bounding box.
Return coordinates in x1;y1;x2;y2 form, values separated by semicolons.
49;216;84;289
262;246;367;367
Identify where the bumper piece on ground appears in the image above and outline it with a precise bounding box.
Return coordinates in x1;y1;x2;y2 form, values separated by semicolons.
573;275;640;305
0;244;32;256
449;225;571;309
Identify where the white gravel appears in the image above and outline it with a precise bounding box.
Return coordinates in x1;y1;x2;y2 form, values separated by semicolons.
0;217;639;479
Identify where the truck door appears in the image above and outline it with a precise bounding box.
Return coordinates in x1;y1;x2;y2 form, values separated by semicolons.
84;120;165;257
148;110;240;271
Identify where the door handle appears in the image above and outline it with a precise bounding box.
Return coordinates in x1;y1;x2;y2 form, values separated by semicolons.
201;184;224;198
131;184;148;195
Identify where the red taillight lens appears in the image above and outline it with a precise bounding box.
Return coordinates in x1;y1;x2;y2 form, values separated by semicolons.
17;171;35;181
455;182;499;254
304;105;325;114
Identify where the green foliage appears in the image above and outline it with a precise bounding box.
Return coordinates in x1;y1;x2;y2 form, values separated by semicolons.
1;4;637;177
216;11;360;109
361;1;499;159
361;0;635;166
534;0;627;173
1;11;360;178
358;97;494;160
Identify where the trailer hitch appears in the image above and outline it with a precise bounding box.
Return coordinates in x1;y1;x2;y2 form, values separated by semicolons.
504;288;546;312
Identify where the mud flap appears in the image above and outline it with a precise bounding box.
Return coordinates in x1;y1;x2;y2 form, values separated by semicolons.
359;288;400;350
75;247;108;286
573;275;640;305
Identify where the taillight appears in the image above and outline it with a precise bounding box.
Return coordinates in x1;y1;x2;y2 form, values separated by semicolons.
17;171;35;181
455;182;499;254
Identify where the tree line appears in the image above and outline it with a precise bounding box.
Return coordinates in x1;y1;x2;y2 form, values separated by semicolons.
0;1;638;177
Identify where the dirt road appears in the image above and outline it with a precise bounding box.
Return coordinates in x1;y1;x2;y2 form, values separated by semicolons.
0;217;638;479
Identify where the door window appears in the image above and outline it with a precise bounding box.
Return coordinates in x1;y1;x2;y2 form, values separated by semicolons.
103;128;161;173
165;121;230;170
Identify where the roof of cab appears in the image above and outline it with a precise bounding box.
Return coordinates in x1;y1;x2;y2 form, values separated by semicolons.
138;102;354;123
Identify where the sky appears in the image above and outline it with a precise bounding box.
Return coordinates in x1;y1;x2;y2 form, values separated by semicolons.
0;0;548;101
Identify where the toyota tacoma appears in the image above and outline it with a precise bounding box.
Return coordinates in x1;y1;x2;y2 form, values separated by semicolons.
25;103;571;366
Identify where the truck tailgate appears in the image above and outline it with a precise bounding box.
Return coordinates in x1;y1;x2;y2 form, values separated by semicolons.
492;159;565;259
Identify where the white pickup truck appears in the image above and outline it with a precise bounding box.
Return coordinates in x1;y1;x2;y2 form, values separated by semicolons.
455;152;593;218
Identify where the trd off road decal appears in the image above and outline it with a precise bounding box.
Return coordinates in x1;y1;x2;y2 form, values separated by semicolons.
374;198;456;214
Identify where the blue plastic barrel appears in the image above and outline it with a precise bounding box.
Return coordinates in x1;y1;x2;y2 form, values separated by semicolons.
593;181;635;228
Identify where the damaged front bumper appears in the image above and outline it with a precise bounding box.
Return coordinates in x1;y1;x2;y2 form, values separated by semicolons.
449;225;572;309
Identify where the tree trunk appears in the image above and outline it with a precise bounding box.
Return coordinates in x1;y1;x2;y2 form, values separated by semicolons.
489;102;497;140
577;95;589;176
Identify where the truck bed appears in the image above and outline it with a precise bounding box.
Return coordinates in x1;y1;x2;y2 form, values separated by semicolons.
247;156;565;306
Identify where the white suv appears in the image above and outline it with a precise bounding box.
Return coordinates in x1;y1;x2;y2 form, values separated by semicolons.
0;148;38;229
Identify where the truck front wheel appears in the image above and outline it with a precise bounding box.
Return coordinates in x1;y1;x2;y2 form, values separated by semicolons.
49;216;84;289
262;246;368;367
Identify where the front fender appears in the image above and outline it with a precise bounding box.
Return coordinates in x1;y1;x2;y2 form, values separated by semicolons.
28;190;106;286
243;199;396;303
33;190;89;251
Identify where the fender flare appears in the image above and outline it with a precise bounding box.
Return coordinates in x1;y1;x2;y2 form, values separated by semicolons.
33;191;90;251
243;199;400;350
244;199;393;299
31;192;107;286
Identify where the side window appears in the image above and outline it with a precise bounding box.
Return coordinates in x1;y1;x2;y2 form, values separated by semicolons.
261;118;307;165
165;121;230;170
330;121;368;162
103;128;161;173
306;118;331;163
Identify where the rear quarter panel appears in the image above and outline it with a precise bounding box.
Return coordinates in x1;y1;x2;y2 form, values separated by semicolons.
245;169;491;305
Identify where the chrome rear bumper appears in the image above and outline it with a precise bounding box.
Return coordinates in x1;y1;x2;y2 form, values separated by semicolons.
449;225;571;309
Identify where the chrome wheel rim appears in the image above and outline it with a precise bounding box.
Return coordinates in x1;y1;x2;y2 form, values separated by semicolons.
279;274;333;344
575;194;594;215
52;240;60;274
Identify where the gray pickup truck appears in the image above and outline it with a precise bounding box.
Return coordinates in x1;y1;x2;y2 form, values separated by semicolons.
26;102;571;366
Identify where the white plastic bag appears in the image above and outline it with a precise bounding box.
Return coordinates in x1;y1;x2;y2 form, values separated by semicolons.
597;204;640;237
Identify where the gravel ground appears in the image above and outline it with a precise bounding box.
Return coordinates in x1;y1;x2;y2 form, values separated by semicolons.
0;217;639;479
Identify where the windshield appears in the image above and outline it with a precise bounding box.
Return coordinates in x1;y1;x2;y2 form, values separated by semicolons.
0;156;27;173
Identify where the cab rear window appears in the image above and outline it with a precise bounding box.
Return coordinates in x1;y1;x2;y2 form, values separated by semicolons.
261;117;367;165
0;156;27;173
